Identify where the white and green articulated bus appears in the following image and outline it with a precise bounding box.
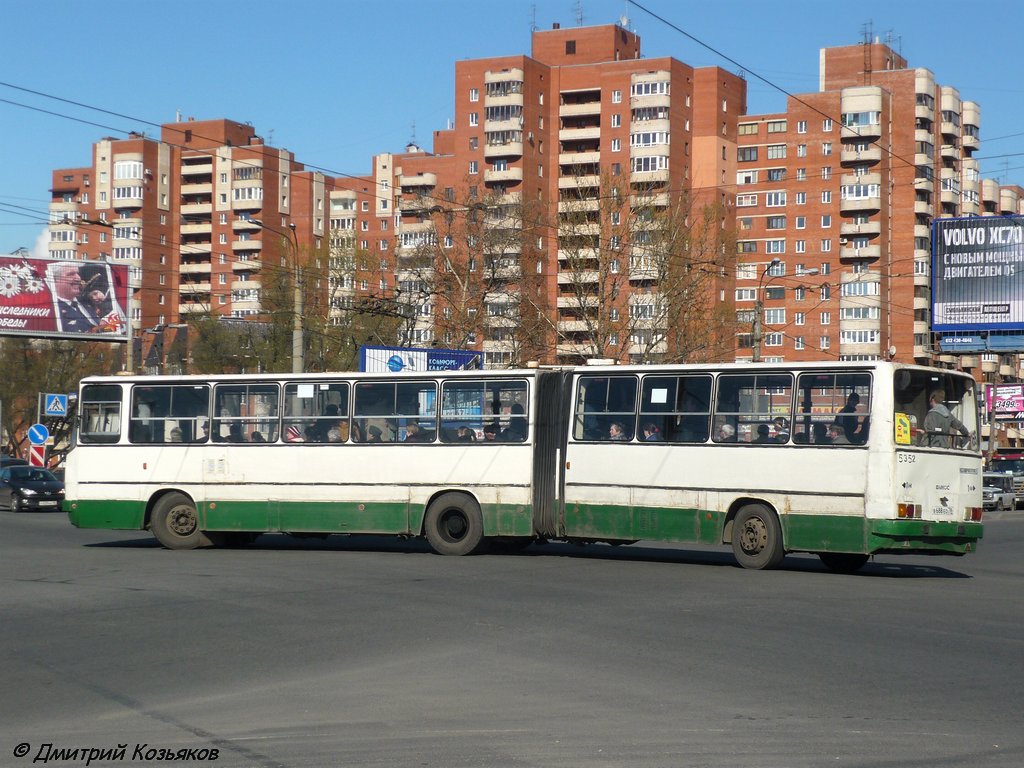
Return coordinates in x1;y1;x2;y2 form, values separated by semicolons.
66;361;983;571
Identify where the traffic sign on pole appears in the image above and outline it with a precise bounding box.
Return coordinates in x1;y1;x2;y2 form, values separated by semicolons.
44;394;69;417
28;445;46;467
28;423;49;446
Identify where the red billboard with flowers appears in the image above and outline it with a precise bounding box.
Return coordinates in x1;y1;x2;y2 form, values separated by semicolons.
0;255;129;341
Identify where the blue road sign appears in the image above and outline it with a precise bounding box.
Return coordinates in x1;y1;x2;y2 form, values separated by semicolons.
28;423;50;445
44;393;69;417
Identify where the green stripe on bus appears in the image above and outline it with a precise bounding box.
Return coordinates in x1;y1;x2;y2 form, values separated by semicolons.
67;497;534;538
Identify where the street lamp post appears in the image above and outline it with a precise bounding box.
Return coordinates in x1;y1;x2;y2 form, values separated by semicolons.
752;259;818;363
251;219;302;373
752;258;781;363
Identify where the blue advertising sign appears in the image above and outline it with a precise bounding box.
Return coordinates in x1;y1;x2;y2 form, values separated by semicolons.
360;345;483;373
932;215;1024;332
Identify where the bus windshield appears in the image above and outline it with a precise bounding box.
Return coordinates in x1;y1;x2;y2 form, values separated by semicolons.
894;368;978;450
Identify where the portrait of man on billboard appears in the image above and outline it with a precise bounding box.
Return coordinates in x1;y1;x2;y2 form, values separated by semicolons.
46;261;126;336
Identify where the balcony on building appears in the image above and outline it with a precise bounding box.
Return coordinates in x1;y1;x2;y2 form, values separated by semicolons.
558;174;600;192
940;142;960;161
179;241;212;256
840;146;882;166
558;247;597;262
557;295;599;309
982;357;999;374
557;198;600;214
559;87;601;117
559;126;601;143
629;77;671;109
180;220;212;236
484;167;524;183
1000;188;1020;215
958;355;979;369
630;169;670;184
556;342;600;357
178;281;212;296
399;172;437;191
839;192;881;214
179;262;211;275
840;122;882;141
232;216;262;232
180;158;213;176
839;220;881;238
558;150;601;166
839;244;881;262
232;255;262;273
1000;363;1016;377
181;181;212;196
557;269;599;285
484;139;524;159
181;201;212;216
232;237;263;252
399;195;432;214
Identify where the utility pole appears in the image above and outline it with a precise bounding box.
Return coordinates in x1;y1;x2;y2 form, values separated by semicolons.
252;219;302;373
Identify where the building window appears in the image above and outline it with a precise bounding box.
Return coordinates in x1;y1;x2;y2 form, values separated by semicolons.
469;112;478;126
797;144;807;157
766;120;787;133
821;190;832;203
469;88;479;102
795;240;806;253
821;215;831;228
612;89;621;103
611;138;621;152
767;144;787;160
738;147;758;162
822;119;833;132
611;113;621;128
822;142;833;156
766;216;786;230
821;168;832;181
766;192;786;207
795;216;806;229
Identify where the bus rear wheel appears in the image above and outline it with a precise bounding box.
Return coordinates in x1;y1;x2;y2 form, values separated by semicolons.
732;504;785;570
150;492;215;550
424;493;485;556
818;552;869;573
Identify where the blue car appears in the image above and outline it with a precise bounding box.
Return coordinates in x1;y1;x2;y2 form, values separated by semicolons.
0;466;65;512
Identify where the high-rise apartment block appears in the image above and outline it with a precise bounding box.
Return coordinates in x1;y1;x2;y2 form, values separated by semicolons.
46;23;1024;375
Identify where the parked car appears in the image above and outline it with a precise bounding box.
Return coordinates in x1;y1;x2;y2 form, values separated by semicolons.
982;472;1015;512
0;465;65;512
0;457;28;469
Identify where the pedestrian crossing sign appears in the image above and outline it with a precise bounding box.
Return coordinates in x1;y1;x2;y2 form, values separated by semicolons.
45;394;68;417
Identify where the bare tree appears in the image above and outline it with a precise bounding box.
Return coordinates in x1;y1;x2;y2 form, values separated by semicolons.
555;173;737;364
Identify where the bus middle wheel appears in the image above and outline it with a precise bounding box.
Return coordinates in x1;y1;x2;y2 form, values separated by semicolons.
150;492;216;550
731;503;785;570
424;493;486;556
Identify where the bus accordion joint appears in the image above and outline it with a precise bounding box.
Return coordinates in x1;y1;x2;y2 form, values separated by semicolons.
897;503;921;519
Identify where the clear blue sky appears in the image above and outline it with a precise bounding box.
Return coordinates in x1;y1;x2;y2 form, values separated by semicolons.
2;0;1022;255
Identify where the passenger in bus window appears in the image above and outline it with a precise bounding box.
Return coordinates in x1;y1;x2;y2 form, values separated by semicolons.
773;417;790;443
827;421;850;445
642;423;661;441
812;422;829;444
924;390;970;448
716;422;736;442
456;426;476;442
500;404;527;442
404;424;427;442
837;393;860;441
250;430;266;442
483;424;498;441
609;422;628;441
754;424;773;443
169;427;183;443
366;425;383;443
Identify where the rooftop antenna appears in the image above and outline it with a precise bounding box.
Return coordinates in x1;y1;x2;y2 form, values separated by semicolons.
410;121;417;146
861;20;874;84
530;3;537;32
574;0;583;26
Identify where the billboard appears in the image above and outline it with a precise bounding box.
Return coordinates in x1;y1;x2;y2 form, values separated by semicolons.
986;383;1024;422
0;255;129;341
359;345;482;373
932;215;1024;332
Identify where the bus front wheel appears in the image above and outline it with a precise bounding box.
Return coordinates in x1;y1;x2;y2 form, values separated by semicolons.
424;493;485;556
732;504;785;570
150;493;215;550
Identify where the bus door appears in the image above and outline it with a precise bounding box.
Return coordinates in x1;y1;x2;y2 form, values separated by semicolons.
531;370;572;538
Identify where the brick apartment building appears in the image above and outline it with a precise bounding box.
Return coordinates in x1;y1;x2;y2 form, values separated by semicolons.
46;23;1024;377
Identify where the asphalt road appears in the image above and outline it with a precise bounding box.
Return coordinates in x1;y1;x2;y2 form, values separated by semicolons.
1;509;1023;768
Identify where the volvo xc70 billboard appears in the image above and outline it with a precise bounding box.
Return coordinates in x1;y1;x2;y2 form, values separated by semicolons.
0;255;129;341
932;215;1024;332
